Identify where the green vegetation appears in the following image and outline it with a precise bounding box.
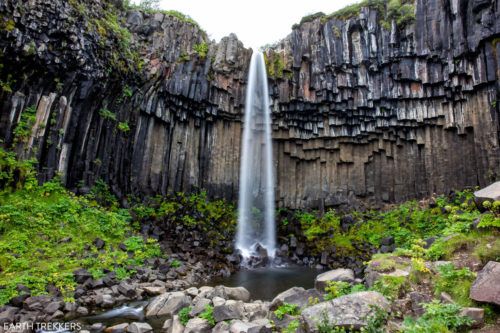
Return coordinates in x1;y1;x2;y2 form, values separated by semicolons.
324;281;367;300
13;105;37;144
122;85;133;98
284;319;301;333
0;16;16;32
371;275;408;300
199;305;215;326
117;121;130;133
402;301;473;332
178;306;192;326
434;264;476;307
130;191;236;248
193;42;209;59
294;0;415;30
263;51;286;79
99;108;117;121
0;74;15;93
274;303;300;320
0;148;162;305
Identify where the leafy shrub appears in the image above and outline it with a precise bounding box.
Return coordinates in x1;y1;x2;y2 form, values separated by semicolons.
274;303;300;320
193;42;209;59
13;105;37;144
477;213;500;228
178;306;192;325
402;301;473;332
118;122;130;133
284;319;300;333
199;305;215;326
434;264;475;306
371;276;407;300
99;108;117;121
170;259;182;268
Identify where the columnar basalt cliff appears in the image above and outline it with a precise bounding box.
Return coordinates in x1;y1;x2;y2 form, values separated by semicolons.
0;0;499;209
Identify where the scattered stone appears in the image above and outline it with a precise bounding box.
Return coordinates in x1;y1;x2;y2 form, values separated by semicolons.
44;301;62;314
440;292;454;304
460;307;485;328
229;319;272;333
314;268;355;290
409;291;432;316
212;296;226;306
105;323;129;333
301;291;390;331
210;285;251;302
470;261;500;305
213;321;230;333
118;281;136;298
76;306;89;316
190;298;211;317
74;268;93;283
126;322;153;333
184;318;211;333
0;306;18;324
142;285;165;296
93;237;105;249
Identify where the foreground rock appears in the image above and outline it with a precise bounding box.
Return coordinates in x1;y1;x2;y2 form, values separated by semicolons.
314;268;355;291
474;182;500;205
145;292;191;318
270;287;323;310
470;261;500;305
301;291;390;331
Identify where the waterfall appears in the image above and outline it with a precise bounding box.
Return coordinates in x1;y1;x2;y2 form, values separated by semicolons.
236;51;276;259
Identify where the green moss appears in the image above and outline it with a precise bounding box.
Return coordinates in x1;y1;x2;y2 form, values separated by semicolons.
263;51;286;79
99;108;117;121
473;236;500;264
371;275;408;300
368;253;401;272
0;16;15;32
274;303;300;320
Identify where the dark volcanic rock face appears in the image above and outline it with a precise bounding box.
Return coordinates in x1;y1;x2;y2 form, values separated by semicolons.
0;0;499;208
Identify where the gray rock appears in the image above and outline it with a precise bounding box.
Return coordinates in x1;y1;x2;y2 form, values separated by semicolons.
460;307;484;328
145;291;191;318
314;268;355;291
126;322;153;333
474;182;500;203
229;319;272;333
212;321;231;333
470;261;500;305
213;300;244;322
301;291;390;331
142;286;166;296
190;298;211;317
76;306;89;316
184;318;211;333
209;286;251;302
270;287;322;310
0;306;18;324
44;301;62;314
118;281;136;298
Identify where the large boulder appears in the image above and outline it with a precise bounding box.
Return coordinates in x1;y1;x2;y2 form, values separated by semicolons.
314;268;355;291
145;292;191;318
474;182;500;205
470;261;500;305
301;291;390;331
213;300;244;322
209;286;251;302
270;287;323;310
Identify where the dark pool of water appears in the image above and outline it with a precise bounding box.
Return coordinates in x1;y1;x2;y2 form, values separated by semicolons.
210;266;321;301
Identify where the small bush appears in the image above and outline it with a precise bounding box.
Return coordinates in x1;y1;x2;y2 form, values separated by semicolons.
371;275;407;300
178;306;192;326
402;301;473;332
199;305;215;326
193;42;209;59
434;263;475;306
274;303;300;320
118;122;130;133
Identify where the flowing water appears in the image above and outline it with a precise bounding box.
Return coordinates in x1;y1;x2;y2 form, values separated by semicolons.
236;51;276;258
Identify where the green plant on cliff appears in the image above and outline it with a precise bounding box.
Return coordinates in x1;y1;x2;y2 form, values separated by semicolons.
13;105;37;144
199;305;216;326
434;263;476;307
264;51;286;79
118;121;130;133
99;108;117;121
193;42;209;59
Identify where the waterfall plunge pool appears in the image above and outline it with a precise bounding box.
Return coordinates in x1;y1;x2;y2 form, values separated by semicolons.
209;266;321;301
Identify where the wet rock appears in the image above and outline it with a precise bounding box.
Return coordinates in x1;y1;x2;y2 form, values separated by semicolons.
301;291;390;331
126;322;153;333
470;261;500;305
314;268;355;290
